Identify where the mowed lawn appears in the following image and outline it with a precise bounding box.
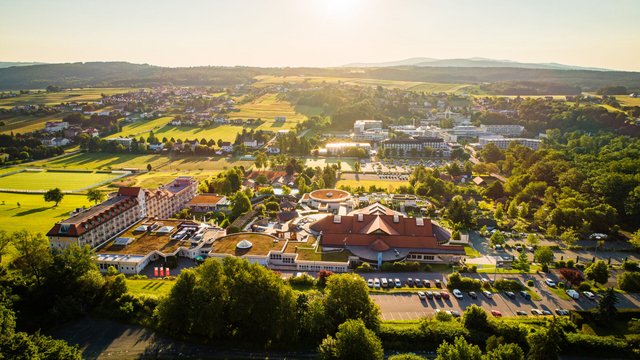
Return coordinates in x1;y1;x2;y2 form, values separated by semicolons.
616;95;640;107
29;152;170;171
0;88;136;108
0;193;91;233
126;279;174;298
0;171;119;191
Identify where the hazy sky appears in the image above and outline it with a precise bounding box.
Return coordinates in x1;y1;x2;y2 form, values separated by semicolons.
1;0;639;70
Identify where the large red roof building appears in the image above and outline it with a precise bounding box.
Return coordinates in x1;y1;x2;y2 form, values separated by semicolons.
310;203;464;264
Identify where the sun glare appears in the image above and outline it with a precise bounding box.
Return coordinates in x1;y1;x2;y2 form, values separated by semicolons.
320;0;360;19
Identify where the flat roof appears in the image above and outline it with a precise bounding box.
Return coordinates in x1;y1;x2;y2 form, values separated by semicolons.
98;218;209;256
211;233;284;256
309;189;351;202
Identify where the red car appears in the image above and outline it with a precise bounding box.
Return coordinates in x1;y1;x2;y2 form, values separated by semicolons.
440;292;450;300
491;310;502;317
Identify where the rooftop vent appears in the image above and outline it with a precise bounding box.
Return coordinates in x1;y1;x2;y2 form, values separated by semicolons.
326;192;333;198
416;218;424;226
357;213;364;222
393;214;400;223
333;215;342;223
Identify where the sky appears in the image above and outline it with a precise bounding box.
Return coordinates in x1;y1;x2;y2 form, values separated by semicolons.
1;0;639;71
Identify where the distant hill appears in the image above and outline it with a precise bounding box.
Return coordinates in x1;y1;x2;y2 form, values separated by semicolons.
0;61;46;69
0;61;639;92
343;57;611;71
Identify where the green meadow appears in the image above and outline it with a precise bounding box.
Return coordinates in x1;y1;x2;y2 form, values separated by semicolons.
0;170;120;191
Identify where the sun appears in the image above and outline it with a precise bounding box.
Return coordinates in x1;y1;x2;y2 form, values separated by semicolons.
320;0;360;19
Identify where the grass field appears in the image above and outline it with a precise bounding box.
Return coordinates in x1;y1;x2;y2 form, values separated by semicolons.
126;279;174;298
29;152;171;170
0;113;66;134
616;95;640;107
0;88;136;108
304;157;357;171
0;193;91;233
0;170;120;191
253;75;468;93
336;179;410;192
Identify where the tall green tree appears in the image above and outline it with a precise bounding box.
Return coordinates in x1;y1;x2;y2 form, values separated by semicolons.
231;191;252;218
596;287;618;325
482;343;524;360
318;319;383;360
584;260;609;284
527;318;565;360
86;189;106;204
435;336;482;360
324;274;380;332
44;188;64;207
11;230;52;286
0;230;11;264
534;247;554;267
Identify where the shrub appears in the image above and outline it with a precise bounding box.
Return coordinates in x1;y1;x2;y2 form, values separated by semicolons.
558;281;565;288
447;272;482;291
577;283;592;292
556;260;567;268
128;274;148;280
380;261;431;272
618;272;640;292
355;262;374;273
289;273;315;286
527;279;534;287
622;260;640;272
567;260;575;268
559;268;584;285
563;333;632;357
493;279;524;292
541;264;549;272
458;265;477;273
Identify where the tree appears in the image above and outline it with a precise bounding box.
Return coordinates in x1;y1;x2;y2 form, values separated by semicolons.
596;287;618;324
324;274;380;331
11;230;52;286
534;246;554;266
494;203;504;221
389;355;426;360
44;188;64;206
86;189;106;205
445;195;473;228
484;181;504;200
584;260;609;284
482;343;524;360
507;201;519;219
490;231;506;247
231;192;252;218
559;228;579;245
435;336;482;360
527;318;565;360
629;229;640;249
526;234;539;247
147;163;152;172
318;319;384;360
512;251;530;272
354;161;361;174
479;142;504;163
463;305;489;332
0;230;10;264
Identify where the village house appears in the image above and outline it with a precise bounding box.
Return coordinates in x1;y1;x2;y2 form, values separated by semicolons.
45;121;69;133
186;193;228;212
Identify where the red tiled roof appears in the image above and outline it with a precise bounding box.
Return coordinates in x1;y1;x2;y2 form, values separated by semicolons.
187;194;224;206
118;187;142;197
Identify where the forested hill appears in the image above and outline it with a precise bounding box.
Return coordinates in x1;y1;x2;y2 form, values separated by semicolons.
1;61;640;91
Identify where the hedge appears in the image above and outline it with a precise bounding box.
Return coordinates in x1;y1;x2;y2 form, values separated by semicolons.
493;279;524;292
379;321;469;351
563;333;634;357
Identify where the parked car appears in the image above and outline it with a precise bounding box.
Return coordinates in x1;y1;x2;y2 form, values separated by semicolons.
491;310;502;317
434;292;442;300
542;310;552;316
516;310;527;316
394;278;402;287
407;278;414;287
566;289;580;300
555;309;570;316
515;245;523;252
381;278;388;288
417;291;426;300
374;278;381;289
450;310;461;317
468;291;478;299
495;244;503;251
545;278;556;287
415;279;423;288
453;289;463;299
426;291;434;299
423;279;430;288
435;279;442;288
441;292;450;300
387;278;394;288
505;291;516;299
483;291;493;298
367;279;374;288
519;290;531;300
583;291;596;300
531;309;543;315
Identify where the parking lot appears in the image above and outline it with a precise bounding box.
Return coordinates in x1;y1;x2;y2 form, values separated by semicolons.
363;272;640;320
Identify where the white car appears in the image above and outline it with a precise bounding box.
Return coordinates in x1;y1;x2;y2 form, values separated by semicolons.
531;309;543;316
394;278;402;287
417;291;426;300
374;278;381;289
545;278;556;287
367;279;374;288
452;289;463;299
381;278;388;288
583;291;596;300
566;289;580;300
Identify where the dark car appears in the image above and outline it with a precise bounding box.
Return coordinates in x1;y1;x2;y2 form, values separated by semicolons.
423;279;430;288
519;290;531;300
425;291;434;299
468;291;478;299
441;292;450;300
435;279;442;288
505;291;516;299
434;292;442;300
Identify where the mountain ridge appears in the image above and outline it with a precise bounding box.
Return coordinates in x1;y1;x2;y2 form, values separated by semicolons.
342;57;611;71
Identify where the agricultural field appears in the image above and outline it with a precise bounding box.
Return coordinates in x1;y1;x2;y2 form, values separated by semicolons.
303;157;357;171
109;94;308;142
336;179;410;192
0;193;91;233
29;152;171;171
0;170;121;191
0;87;136;108
253;75;469;93
0;113;66;134
616;95;640;107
